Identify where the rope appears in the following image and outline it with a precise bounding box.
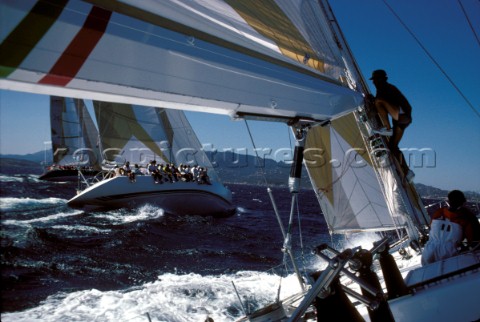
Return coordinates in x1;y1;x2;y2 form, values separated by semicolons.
287;126;294;153
244;120;303;291
382;0;480;119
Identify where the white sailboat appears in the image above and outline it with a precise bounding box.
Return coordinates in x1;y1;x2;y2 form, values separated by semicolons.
39;96;101;181
1;0;479;321
68;100;235;217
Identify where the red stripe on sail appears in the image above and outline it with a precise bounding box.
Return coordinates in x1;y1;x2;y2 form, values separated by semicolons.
39;6;112;86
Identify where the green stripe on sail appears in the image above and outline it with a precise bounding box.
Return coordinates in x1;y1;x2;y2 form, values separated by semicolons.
0;0;68;78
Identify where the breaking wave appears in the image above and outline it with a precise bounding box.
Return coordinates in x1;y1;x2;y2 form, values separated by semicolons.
91;204;164;225
0;197;67;212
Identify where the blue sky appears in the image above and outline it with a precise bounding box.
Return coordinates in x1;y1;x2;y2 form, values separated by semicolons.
1;1;479;192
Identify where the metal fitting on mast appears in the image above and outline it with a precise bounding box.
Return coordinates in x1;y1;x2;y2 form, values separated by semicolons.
288;121;314;193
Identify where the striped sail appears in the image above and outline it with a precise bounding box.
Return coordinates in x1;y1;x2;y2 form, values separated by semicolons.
0;0;363;121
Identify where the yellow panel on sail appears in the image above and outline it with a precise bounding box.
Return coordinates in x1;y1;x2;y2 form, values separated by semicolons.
93;101;169;164
331;113;373;167
304;124;333;205
304;114;403;233
225;0;325;73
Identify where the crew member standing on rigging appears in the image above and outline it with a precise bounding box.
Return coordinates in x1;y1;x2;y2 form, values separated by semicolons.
369;69;414;182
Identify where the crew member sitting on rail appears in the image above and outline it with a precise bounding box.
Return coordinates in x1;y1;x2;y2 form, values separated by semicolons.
421;190;480;265
198;167;211;185
164;164;174;183
123;161;136;182
148;160;162;184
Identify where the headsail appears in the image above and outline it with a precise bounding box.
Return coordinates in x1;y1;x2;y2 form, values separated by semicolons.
0;0;363;121
304;114;401;233
299;0;429;239
304;112;428;234
49;96;100;169
93;101;219;181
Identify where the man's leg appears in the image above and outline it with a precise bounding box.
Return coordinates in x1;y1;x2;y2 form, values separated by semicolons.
389;126;410;175
375;99;400;129
390;127;402;160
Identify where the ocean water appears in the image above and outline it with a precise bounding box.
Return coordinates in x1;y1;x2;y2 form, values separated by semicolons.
1;169;345;322
0;170;440;321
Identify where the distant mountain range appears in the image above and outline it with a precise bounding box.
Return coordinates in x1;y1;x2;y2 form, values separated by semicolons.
1;150;479;200
1;150;49;164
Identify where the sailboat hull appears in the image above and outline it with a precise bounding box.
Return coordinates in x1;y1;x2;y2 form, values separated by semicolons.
39;168;99;181
68;176;235;217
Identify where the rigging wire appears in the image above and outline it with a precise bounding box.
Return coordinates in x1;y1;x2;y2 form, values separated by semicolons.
382;0;480;119
287;125;293;152
295;195;310;274
457;0;480;48
243;120;269;186
244;120;308;291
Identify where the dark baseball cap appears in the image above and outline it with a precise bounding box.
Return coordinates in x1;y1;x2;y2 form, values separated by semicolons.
369;69;387;80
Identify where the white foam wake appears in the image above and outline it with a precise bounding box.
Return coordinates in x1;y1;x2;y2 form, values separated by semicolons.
0;174;25;182
2;210;83;226
1;271;304;322
51;225;112;234
92;204;164;224
0;174;44;183
0;197;67;211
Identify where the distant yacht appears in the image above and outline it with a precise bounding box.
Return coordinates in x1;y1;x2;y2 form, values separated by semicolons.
67;101;235;217
39;96;100;181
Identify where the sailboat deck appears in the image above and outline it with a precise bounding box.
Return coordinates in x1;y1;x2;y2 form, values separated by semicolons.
404;250;480;289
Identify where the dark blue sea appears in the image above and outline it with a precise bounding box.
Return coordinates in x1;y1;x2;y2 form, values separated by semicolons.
0;167;441;321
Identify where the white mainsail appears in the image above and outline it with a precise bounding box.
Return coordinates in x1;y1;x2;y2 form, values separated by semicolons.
49;96;100;169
